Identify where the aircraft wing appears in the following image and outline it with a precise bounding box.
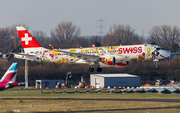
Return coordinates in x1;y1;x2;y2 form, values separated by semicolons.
49;44;100;63
56;50;100;63
11;53;35;57
12;53;37;60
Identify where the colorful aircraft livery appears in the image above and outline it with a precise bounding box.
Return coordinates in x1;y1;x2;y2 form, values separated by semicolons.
14;26;171;72
0;63;20;91
117;47;142;54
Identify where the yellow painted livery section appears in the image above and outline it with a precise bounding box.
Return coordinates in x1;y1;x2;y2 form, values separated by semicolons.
53;51;59;56
145;46;152;56
49;50;54;52
69;49;76;53
115;46;123;57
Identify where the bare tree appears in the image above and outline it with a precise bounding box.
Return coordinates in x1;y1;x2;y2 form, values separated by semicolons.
32;31;46;45
71;37;89;48
13;31;18;49
52;21;80;48
89;36;102;47
0;27;13;52
0;27;10;45
149;25;180;51
10;24;29;50
104;24;137;46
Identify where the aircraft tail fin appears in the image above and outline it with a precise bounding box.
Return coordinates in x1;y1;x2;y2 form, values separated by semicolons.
16;26;43;53
49;44;57;49
1;63;19;82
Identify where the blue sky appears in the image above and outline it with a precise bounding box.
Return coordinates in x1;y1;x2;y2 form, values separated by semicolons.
0;0;180;37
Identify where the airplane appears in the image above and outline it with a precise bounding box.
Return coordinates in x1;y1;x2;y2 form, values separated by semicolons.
0;62;20;91
14;26;171;72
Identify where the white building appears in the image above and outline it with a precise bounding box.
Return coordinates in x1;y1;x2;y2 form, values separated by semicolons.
36;80;64;89
90;74;140;88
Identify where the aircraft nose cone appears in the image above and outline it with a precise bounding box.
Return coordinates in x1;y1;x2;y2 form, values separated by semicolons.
164;51;171;57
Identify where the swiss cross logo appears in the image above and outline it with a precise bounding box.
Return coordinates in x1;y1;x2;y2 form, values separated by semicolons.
21;33;32;45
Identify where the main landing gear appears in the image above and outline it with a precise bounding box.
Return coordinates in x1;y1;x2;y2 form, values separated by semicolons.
97;66;102;72
89;65;102;72
89;67;94;72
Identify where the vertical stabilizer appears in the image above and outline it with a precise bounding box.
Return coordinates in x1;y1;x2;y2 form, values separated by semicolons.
16;26;44;53
1;63;19;82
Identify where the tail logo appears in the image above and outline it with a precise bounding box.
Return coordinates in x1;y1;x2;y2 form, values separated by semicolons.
22;33;32;45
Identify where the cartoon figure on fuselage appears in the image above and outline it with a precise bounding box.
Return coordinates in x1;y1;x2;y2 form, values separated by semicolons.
14;27;171;72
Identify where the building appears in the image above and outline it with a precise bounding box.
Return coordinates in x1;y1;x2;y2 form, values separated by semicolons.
36;80;64;89
90;74;140;88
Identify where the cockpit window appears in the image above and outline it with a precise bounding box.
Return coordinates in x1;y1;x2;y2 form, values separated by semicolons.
156;48;165;50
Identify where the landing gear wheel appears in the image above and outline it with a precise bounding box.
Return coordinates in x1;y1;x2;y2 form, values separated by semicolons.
156;65;159;69
89;68;94;72
154;59;159;70
97;68;102;72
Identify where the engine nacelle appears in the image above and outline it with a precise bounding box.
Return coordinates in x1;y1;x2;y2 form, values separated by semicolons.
99;56;116;67
99;56;129;67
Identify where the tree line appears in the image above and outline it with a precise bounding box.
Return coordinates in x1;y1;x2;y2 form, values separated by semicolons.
0;21;180;85
1;22;180;52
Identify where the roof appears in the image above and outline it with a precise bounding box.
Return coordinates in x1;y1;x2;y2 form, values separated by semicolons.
36;80;64;82
90;73;139;78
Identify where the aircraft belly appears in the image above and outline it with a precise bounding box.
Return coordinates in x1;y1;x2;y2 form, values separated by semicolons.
75;59;88;64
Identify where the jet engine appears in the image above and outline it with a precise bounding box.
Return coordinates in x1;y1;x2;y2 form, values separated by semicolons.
99;56;116;67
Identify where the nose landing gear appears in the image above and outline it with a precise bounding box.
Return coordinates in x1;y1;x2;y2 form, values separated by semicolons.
154;59;159;69
156;64;159;69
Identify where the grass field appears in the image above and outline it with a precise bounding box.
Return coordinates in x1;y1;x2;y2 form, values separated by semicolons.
1;87;180;112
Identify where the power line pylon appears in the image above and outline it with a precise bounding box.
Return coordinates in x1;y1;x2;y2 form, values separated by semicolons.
96;18;106;37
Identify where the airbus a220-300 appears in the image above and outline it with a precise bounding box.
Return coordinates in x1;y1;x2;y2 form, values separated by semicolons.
14;27;171;72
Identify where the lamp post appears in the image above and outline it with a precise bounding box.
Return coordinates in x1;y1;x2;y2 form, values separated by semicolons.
66;72;72;86
25;60;28;89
